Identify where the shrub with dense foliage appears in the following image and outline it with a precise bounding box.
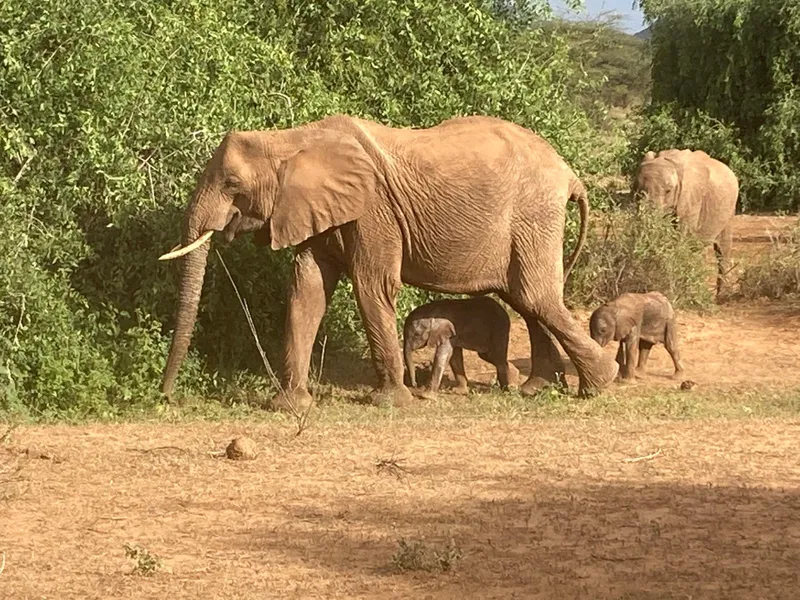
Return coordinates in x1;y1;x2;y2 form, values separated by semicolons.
632;0;800;212
738;221;800;301
565;202;714;311
0;0;617;415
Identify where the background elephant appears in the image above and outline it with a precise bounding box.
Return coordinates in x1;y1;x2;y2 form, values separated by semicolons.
589;291;684;381
403;296;520;394
159;114;619;409
633;149;738;294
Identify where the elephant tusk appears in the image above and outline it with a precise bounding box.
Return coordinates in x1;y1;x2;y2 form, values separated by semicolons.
158;230;214;261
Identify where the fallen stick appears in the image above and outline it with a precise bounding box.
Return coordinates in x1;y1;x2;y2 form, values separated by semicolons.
623;448;662;463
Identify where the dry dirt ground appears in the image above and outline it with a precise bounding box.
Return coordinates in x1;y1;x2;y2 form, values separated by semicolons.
3;420;800;599
1;215;800;600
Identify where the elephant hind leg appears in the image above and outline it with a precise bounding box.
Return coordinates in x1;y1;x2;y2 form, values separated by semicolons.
449;347;469;393
479;347;517;391
714;224;734;296
637;340;654;374
665;318;685;378
498;292;566;394
506;289;617;396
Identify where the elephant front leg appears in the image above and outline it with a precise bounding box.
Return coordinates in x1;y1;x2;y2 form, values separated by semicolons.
271;249;340;412
714;225;734;297
620;332;640;381
352;273;412;408
429;339;454;394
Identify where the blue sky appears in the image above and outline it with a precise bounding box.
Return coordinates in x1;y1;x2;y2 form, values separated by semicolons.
551;0;646;33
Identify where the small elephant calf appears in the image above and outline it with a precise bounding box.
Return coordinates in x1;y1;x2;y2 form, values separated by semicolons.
589;291;685;381
403;296;519;394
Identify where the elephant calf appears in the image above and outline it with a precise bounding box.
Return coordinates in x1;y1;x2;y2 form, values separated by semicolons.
403;296;519;394
589;292;685;381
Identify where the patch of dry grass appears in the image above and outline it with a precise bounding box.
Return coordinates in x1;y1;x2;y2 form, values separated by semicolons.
738;220;800;300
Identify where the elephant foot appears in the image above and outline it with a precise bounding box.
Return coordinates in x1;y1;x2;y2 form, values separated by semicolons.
451;383;469;395
671;369;686;381
578;355;619;398
270;388;314;413
369;385;413;408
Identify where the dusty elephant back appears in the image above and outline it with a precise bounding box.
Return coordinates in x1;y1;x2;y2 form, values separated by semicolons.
307;114;580;295
405;296;510;325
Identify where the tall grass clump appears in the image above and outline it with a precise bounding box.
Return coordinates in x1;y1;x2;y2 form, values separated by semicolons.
738;222;800;300
566;202;714;310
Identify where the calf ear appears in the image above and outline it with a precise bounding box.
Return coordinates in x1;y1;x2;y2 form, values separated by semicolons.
428;319;456;347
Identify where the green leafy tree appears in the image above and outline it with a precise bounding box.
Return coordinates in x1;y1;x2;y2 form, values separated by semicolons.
0;0;602;414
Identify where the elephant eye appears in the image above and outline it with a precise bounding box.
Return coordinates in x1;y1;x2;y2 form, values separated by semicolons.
224;176;241;190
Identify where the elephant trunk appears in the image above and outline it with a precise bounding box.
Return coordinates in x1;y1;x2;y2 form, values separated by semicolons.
161;225;211;396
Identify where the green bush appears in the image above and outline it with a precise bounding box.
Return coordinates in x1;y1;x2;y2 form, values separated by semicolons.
0;0;605;415
738;222;800;301
565;202;714;311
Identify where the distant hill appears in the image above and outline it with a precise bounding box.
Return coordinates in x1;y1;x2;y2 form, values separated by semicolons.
634;26;652;40
541;20;652;121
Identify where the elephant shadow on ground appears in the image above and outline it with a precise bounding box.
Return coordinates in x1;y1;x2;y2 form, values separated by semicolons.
317;349;380;390
219;476;800;598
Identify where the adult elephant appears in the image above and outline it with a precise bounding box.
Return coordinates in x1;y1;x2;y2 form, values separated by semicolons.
159;114;618;409
633;149;739;294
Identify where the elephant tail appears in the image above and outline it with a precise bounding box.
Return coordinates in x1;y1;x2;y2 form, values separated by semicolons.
563;180;589;283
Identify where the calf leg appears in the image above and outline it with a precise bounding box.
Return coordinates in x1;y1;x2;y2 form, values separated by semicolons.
448;347;469;393
621;331;640;381
665;318;685;378
637;340;654;373
429;339;454;394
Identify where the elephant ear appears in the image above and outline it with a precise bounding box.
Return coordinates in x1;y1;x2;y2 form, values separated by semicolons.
270;132;378;250
428;320;456;348
666;154;705;230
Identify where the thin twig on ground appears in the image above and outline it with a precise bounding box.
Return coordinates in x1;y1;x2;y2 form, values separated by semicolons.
216;250;311;435
0;551;5;575
623;448;662;463
375;456;411;479
591;553;645;562
128;446;188;454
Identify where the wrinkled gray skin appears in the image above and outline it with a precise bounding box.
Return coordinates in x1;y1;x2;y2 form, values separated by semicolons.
159;114;619;410
633;149;739;295
403;296;520;394
589;291;685;381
